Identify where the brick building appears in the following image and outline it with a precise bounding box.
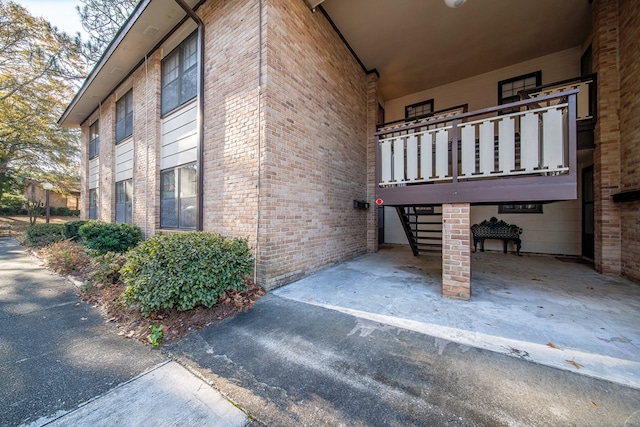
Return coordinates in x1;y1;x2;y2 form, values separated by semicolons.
60;0;640;297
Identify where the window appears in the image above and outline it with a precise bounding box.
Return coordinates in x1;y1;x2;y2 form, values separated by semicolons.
498;71;541;113
89;120;99;158
161;163;197;229
115;179;133;223
498;204;543;214
89;188;98;220
116;90;133;143
162;33;198;115
405;99;434;120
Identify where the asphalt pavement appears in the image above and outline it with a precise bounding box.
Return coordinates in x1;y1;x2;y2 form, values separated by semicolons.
3;236;640;426
0;238;248;427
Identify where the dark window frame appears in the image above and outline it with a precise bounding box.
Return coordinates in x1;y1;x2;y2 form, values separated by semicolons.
498;204;543;214
115;179;133;223
405;98;434;121
498;71;542;107
115;90;133;143
160;163;197;230
88;188;98;220
89;120;99;159
161;32;198;116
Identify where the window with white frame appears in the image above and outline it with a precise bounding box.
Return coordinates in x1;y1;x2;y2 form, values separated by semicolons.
89;120;99;159
162;33;197;115
160;163;197;229
115;179;132;223
88;188;98;220
115;90;133;143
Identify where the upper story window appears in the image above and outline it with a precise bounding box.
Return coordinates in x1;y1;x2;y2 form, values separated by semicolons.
405;99;434;121
162;33;198;115
116;90;133;143
498;71;541;108
89;120;99;158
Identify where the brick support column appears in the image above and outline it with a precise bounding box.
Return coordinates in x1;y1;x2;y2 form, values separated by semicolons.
592;0;621;275
366;72;379;253
442;203;471;301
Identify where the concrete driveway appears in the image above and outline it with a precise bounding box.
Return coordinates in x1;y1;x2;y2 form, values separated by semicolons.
169;246;640;426
273;245;640;389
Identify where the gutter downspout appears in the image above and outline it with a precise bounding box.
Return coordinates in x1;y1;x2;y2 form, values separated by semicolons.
174;0;205;231
254;0;263;285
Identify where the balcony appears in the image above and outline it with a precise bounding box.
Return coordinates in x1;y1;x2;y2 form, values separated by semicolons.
375;89;579;207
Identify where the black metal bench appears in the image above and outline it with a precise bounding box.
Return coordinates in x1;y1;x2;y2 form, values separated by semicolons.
471;217;522;255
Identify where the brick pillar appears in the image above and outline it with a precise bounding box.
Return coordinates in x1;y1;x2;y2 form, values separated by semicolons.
592;0;621;275
366;72;379;253
442;203;471;301
618;0;640;282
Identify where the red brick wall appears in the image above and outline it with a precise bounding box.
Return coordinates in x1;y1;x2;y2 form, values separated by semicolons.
618;0;640;282
592;0;621;275
259;0;369;289
442;203;471;301
366;73;380;253
131;52;161;237
199;0;260;249
78;0;370;290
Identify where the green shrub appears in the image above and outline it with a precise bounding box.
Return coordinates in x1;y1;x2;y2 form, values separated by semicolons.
26;223;65;247
0;193;26;214
79;221;142;255
51;207;80;217
121;232;253;316
88;251;127;286
64;220;87;241
41;240;90;276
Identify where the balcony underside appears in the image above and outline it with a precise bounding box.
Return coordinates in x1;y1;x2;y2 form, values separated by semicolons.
376;173;577;207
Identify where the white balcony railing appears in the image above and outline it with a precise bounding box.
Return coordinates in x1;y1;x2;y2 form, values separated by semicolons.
377;90;578;188
523;75;595;121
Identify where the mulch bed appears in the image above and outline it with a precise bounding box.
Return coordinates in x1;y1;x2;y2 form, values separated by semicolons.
79;280;265;344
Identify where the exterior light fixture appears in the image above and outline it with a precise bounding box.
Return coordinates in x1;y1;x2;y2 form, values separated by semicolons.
444;0;467;8
42;182;53;223
303;0;325;11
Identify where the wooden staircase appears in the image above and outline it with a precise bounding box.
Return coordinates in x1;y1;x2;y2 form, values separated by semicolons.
396;206;442;256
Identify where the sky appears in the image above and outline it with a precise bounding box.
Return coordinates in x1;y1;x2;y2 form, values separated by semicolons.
12;0;89;38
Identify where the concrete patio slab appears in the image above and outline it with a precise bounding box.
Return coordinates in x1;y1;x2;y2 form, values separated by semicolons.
273;245;640;390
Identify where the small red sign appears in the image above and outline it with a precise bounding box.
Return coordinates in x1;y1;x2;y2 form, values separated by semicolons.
375;198;383;205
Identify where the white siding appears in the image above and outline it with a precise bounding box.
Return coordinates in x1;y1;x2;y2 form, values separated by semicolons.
115;139;134;182
89;157;99;189
383;47;581;123
161;100;198;170
383;206;408;245
470;202;581;255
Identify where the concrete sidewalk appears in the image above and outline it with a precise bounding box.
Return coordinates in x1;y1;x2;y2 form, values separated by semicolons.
273;245;640;390
0;238;248;427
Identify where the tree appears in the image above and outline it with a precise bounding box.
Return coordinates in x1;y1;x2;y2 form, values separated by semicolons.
77;0;139;66
0;0;84;201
